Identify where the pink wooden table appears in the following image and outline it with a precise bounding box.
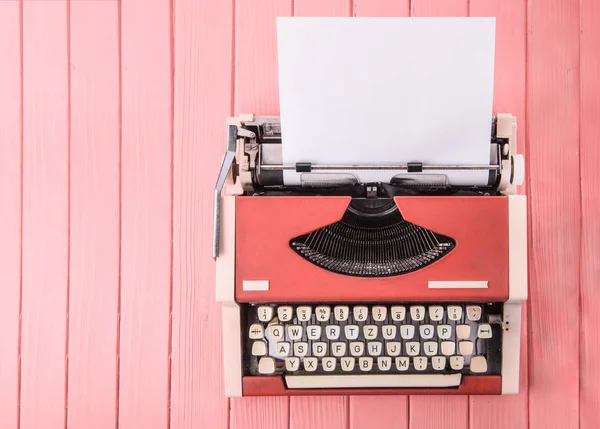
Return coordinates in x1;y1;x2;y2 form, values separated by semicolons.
0;0;597;428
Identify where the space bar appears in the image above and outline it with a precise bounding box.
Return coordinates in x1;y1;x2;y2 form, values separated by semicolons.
285;373;462;389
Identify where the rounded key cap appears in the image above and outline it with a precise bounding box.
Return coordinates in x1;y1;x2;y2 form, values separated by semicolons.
386;341;401;356
459;341;474;356
396;357;410;371
326;325;340;340
315;305;331;322
382;325;397;340
406;341;420;356
312;342;327;357
437;324;452;340
287;325;303;340
341;357;355;372
249;323;264;339
257;306;274;322
419;324;434;339
432;356;446;370
294;342;308;357
331;342;347;357
359;357;373;371
470;355;488;373
267;325;284;340
354;306;368;322
276;341;291;357
306;325;321;340
322;357;337;372
456;324;471;339
372;305;387;321
367;341;382;356
278;306;293;322
252;341;267;356
285;357;300;372
363;325;378;340
296;306;312;322
344;325;359;340
414;356;428;371
378;356;392;371
334;305;349;322
304;357;318;372
448;306;463;321
477;323;493;338
391;306;406;321
429;305;444;321
450;355;465;370
400;325;415;340
410;305;425;321
424;341;438;356
441;341;456;356
466;305;482;321
350;342;364;357
258;357;276;374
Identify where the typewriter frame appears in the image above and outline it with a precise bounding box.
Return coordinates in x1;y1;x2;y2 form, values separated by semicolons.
215;114;527;397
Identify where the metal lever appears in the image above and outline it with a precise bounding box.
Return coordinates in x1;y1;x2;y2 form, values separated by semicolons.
213;125;238;258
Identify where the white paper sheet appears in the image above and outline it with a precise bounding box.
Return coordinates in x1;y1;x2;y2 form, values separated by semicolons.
276;17;496;186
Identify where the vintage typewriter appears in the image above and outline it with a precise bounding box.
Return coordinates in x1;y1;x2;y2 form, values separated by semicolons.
214;113;527;397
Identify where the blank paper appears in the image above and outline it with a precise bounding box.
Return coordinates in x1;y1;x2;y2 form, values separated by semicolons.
276;17;496;186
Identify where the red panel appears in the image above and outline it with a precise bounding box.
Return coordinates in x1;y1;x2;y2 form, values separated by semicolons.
242;376;501;396
235;196;509;302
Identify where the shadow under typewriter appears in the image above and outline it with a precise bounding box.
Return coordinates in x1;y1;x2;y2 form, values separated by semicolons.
290;199;455;277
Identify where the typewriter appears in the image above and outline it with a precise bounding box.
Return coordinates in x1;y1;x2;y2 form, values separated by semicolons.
214;113;527;397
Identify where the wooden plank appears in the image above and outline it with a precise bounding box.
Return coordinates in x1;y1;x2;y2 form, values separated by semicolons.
294;0;350;15
579;0;600;428
349;1;410;427
0;2;22;428
230;397;289;429
350;396;408;429
410;0;467;16
67;2;120;429
526;0;580;427
169;0;232;426
354;0;408;16
20;2;69;429
290;396;347;429
119;0;172;427
408;1;468;428
233;0;291;116
410;396;468;429
230;0;291;427
469;0;528;426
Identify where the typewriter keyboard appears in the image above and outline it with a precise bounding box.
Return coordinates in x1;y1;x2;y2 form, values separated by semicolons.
244;303;502;389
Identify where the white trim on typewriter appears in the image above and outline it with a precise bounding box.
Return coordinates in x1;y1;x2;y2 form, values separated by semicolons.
508;195;528;302
501;302;522;394
216;196;242;397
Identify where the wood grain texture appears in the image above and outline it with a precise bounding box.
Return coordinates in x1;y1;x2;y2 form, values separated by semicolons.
230;1;291;428
234;0;291;115
21;2;69;429
290;396;348;429
353;0;408;16
119;0;173;427
0;3;21;429
67;2;120;429
230;397;289;429
349;1;410;428
408;1;468;427
170;0;232;427
469;0;528;426
350;396;408;429
410;396;468;429
579;0;600;427
294;0;350;15
410;0;467;16
526;0;581;428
